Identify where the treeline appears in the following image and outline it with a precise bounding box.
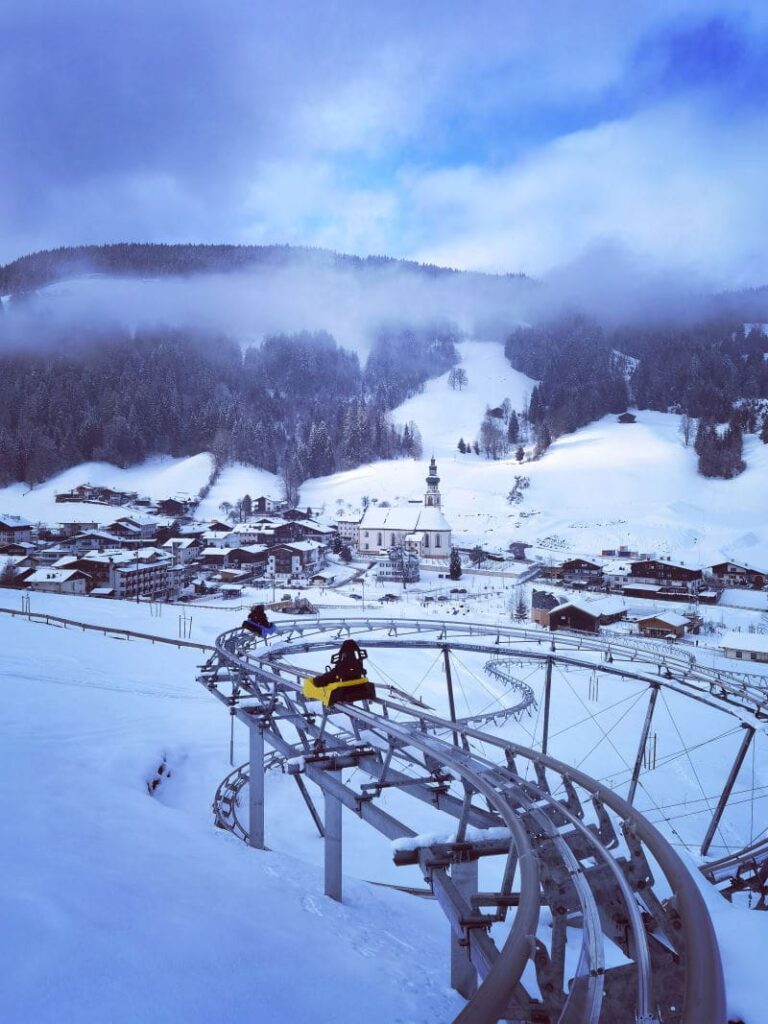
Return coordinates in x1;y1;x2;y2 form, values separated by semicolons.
506;316;768;477
0;242;476;295
0;324;456;486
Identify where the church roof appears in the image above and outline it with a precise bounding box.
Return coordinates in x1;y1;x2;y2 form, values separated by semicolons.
360;504;450;533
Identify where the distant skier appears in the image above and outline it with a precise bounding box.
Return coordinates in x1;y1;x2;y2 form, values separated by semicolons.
242;604;277;638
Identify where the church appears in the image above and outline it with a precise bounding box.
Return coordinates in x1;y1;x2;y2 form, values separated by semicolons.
356;457;452;559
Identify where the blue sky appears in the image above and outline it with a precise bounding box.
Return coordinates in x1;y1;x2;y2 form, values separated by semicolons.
2;1;768;286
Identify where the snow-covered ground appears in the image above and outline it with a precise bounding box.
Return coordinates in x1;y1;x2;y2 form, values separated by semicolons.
2;597;767;1021
0;453;214;526
196;461;282;521
0;611;461;1024
395;340;534;458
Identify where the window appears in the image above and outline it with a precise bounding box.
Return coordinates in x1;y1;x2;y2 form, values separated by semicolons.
377;533;382;545
424;535;429;547
435;535;441;548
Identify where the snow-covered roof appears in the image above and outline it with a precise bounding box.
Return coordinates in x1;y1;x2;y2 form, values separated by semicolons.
0;514;33;529
552;596;626;618
274;540;322;553
201;547;233;557
622;583;662;592
27;568;87;584
360;503;450;534
638;612;689;628
162;537;196;549
719;632;768;655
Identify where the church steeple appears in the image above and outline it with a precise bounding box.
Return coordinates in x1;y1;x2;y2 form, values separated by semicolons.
424;455;442;508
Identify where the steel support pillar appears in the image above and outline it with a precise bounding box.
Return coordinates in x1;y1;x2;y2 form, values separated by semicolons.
627;684;659;806
542;656;553;756
443;645;459;747
248;724;265;850
324;770;343;901
450;858;479;999
701;725;755;857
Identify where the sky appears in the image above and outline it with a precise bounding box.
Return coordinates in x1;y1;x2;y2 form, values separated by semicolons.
3;1;768;287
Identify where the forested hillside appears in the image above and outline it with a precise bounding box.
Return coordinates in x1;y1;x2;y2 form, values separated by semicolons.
0;242;501;295
507;316;768;477
0;325;458;487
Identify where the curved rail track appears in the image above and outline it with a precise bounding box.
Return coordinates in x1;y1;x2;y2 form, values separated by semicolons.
194;615;767;1023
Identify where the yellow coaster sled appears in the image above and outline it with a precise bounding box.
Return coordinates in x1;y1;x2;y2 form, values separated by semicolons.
302;676;376;707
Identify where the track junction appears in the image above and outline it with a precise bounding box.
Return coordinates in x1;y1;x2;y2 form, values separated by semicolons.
197;615;768;1023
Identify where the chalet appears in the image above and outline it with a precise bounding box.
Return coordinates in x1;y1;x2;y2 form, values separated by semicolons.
253;495;285;515
268;541;323;579
68;530;124;553
617;412;636;424
549;596;627;633
56;484;139;506
358;458;451;559
0;555;34;586
228;545;269;572
708;562;766;590
233;519;304;547
560;558;603;583
109;515;158;541
0;515;33;545
629;559;702;591
292;519;336;544
200;547;233;568
637;612;689;639
531;589;560;627
26;568;90;595
155;498;189;517
0;541;36;557
202;529;235;549
718;632;768;664
161;537;200;564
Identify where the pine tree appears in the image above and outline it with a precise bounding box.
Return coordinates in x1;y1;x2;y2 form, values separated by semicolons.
507;411;519;444
458;438;466;454
515;445;525;463
449;547;462;580
513;588;528;622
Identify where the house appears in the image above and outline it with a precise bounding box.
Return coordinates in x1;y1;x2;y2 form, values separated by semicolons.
549;596;627;633
107;550;173;600
253;495;285;515
161;537;200;564
531;589;560;627
560;558;603;583
200;547;233;568
68;530;124;553
268;541;324;579
629;559;702;591
357;458;451;559
155;498;189;517
109;515;158;541
0;541;36;557
718;632;768;664
376;546;420;584
228;545;269;573
59;521;99;538
0;515;33;545
291;519;336;544
0;555;34;586
26;568;90;595
202;529;235;549
708;562;766;590
637;612;689;639
617;412;636;424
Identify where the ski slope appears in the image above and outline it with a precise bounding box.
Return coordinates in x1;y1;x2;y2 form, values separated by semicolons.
395;340;535;458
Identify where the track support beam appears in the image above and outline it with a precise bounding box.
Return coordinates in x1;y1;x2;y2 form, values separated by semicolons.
701;725;755;857
450;858;479;999
248;724;265;850
443;645;459;747
542;656;553;755
628;684;660;806
324;770;343;901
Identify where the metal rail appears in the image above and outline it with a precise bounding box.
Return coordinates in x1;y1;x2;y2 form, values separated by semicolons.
198;619;730;1023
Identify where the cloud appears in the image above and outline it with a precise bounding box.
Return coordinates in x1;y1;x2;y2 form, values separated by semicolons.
1;0;768;288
